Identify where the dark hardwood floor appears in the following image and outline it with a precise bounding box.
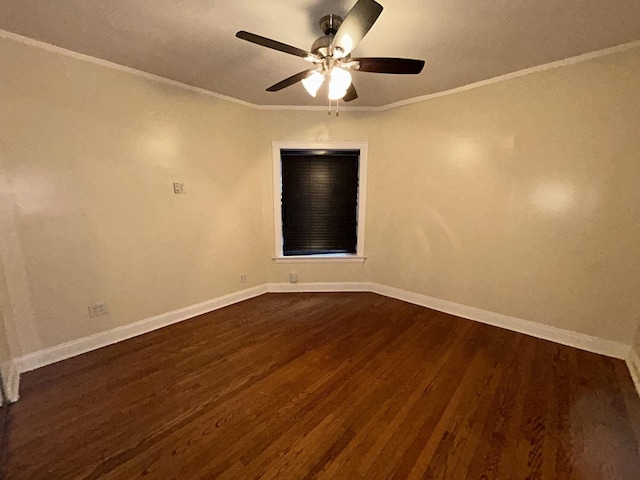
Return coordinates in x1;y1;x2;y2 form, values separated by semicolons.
1;292;639;479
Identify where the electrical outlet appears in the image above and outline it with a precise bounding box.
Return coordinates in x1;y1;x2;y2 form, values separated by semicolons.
88;302;109;317
289;273;298;284
173;182;186;194
240;274;247;283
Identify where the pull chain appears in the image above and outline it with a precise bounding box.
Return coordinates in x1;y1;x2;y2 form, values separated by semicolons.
326;99;342;117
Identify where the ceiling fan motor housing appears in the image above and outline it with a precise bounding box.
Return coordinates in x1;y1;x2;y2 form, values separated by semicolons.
312;15;344;57
311;35;332;57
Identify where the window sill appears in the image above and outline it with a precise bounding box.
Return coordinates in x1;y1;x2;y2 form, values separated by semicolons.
272;255;367;264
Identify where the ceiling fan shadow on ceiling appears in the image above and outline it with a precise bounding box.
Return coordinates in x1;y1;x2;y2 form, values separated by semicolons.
236;0;425;113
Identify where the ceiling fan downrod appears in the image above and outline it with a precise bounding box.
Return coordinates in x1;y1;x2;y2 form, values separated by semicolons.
319;14;342;36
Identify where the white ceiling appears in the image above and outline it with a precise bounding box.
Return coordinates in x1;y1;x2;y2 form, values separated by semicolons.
1;0;639;107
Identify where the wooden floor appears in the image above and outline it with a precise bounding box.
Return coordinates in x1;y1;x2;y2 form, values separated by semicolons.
2;293;640;479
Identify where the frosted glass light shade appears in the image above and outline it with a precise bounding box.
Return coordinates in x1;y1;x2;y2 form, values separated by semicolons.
327;68;352;100
328;85;347;100
330;68;352;91
301;71;324;97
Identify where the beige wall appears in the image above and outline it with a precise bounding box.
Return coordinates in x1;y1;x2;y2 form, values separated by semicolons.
1;35;639;359
0;39;267;355
367;48;640;343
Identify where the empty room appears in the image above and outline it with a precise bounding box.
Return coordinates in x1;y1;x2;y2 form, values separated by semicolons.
1;0;640;478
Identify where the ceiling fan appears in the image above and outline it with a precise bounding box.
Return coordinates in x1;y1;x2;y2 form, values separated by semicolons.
236;0;425;103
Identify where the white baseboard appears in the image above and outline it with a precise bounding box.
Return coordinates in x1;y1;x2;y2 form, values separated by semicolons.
1;359;20;403
12;281;633;390
267;282;373;293
371;283;631;360
627;348;640;399
14;285;267;373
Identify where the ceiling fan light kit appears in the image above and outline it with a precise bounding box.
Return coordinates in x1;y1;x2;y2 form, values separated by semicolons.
236;0;425;114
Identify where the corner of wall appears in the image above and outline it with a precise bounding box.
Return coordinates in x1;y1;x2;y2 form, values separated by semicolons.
1;360;20;403
628;343;640;399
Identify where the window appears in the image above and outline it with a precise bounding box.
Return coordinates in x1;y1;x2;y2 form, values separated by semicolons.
272;142;367;263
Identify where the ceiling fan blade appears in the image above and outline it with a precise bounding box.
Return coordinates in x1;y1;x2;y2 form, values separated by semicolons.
236;31;317;59
343;83;358;102
353;57;425;74
266;70;315;92
331;0;383;57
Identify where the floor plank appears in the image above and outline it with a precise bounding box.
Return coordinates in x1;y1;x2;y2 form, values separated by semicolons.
2;292;639;479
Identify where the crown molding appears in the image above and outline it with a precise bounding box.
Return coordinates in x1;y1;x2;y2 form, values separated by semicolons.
1;29;639;113
0;29;256;110
253;104;379;112
378;40;640;111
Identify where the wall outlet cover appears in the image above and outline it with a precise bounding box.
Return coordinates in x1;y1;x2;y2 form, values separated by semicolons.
88;302;109;317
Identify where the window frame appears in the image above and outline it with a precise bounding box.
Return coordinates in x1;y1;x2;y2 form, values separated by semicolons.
272;141;368;263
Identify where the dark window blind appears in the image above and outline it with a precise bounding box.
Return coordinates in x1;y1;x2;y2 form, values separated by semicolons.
281;150;359;256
